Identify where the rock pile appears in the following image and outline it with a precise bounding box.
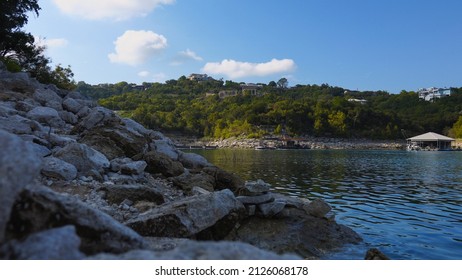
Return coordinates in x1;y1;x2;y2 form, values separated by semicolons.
0;62;361;260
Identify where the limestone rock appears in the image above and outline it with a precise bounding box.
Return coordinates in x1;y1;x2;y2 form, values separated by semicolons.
33;88;63;111
6;186;146;255
126;189;245;240
0;115;34;134
170;172;215;192
41;156;78;181
202;166;244;193
0;226;84;260
0;131;42;243
303;198;332;218
73;106;120;132
90;240;300;260
236;193;274;205
240;179;271;196
54;142;110;176
101;184;165;206
26;106;65;128
152;139;179;160
143;151;184;177
258;200;286;217
62;98;85;114
58;111;78;125
80;126;149;160
178;152;212;169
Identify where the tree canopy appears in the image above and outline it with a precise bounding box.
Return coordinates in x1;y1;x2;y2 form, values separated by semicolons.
0;0;75;90
77;78;462;140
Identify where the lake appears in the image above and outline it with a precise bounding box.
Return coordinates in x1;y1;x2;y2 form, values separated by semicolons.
191;149;462;260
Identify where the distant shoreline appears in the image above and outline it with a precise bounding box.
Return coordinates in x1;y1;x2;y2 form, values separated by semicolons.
170;136;406;150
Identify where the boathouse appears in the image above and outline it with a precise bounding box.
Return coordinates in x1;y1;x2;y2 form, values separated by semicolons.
407;132;454;151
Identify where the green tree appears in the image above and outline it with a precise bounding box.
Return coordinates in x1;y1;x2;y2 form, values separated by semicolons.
451;115;462;138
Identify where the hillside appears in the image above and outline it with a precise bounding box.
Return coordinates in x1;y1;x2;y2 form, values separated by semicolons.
76;80;462;140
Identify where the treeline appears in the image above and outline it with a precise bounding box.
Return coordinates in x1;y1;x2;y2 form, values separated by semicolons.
77;79;462;139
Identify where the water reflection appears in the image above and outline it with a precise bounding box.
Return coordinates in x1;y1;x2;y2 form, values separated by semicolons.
192;149;462;259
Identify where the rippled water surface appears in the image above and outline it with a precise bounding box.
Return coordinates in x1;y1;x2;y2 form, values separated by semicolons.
192;149;462;259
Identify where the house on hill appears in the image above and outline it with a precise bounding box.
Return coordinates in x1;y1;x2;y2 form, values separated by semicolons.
407;132;454;151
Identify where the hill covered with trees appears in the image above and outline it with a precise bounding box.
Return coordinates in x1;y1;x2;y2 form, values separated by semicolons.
76;78;462;140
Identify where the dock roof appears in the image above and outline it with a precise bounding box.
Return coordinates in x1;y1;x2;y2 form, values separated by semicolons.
407;132;454;141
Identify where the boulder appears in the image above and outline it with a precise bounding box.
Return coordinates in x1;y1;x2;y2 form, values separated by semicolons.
170;172;216;192
62;98;85;114
236;193;274;205
126;189;246;240
41;156;78;181
26;106;65;128
101;185;165;206
0;115;33;134
178;152;212;169
303;198;332;218
54;142;110;177
33;88;63;111
202;166;245;193
25;141;52;158
80;126;149;160
120;161;147;175
244;179;271;194
58;111;78;125
0;131;42;243
5;186;147;255
258;200;286;217
73;106;120;133
0;226;84;260
143;151;184;177
90;240;300;260
152;139;179;160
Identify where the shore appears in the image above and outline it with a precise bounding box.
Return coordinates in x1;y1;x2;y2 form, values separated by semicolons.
172;136;406;150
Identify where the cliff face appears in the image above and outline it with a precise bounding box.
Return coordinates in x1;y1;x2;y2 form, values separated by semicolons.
0;62;361;260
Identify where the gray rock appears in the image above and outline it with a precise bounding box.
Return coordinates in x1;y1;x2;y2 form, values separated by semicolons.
236;193;274;205
41;156;78;181
0;131;42;243
272;193;311;209
229;214;362;259
303;198;332;218
102;184;165;205
62;98;84;114
58;110;78;125
143;151;184;177
178;152;212;169
0;71;38;94
120;161;147;175
152;139;179;160
202;166;245;194
0;102;18;117
54;142;110;176
33;88;63;111
244;179;271;194
0;226;84;260
0;115;33;134
25;141;52;158
6;186;147;255
73;106;120;132
76;106;91;118
110;157;132;172
90;240;300;260
26;106;65;127
121;118;152;137
258;200;286;217
15;100;38;112
126;189;245;240
170;172;215;192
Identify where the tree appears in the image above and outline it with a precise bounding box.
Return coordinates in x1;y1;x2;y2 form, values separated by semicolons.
451;115;462;138
0;0;75;89
277;77;288;89
0;0;40;60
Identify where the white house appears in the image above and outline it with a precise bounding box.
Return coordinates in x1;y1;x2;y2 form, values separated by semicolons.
417;87;452;101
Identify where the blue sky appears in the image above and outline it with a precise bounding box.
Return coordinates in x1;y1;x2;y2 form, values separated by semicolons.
26;0;462;93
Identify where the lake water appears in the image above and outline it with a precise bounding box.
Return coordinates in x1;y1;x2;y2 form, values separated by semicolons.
191;149;462;260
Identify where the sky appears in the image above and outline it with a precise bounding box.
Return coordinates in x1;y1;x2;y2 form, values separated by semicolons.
25;0;462;93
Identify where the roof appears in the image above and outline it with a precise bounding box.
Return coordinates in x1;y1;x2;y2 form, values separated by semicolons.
407;132;455;141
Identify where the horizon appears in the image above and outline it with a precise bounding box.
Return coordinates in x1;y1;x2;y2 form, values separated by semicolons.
26;0;462;94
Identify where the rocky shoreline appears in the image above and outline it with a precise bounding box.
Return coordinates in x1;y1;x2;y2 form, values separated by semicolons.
173;137;405;150
0;62;363;260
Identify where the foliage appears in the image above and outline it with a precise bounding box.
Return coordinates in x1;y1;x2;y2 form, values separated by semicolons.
90;77;462;140
0;0;76;90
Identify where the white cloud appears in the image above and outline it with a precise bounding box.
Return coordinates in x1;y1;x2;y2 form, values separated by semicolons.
35;37;69;49
138;71;151;78
202;58;296;79
52;0;175;21
171;49;203;66
108;30;167;66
